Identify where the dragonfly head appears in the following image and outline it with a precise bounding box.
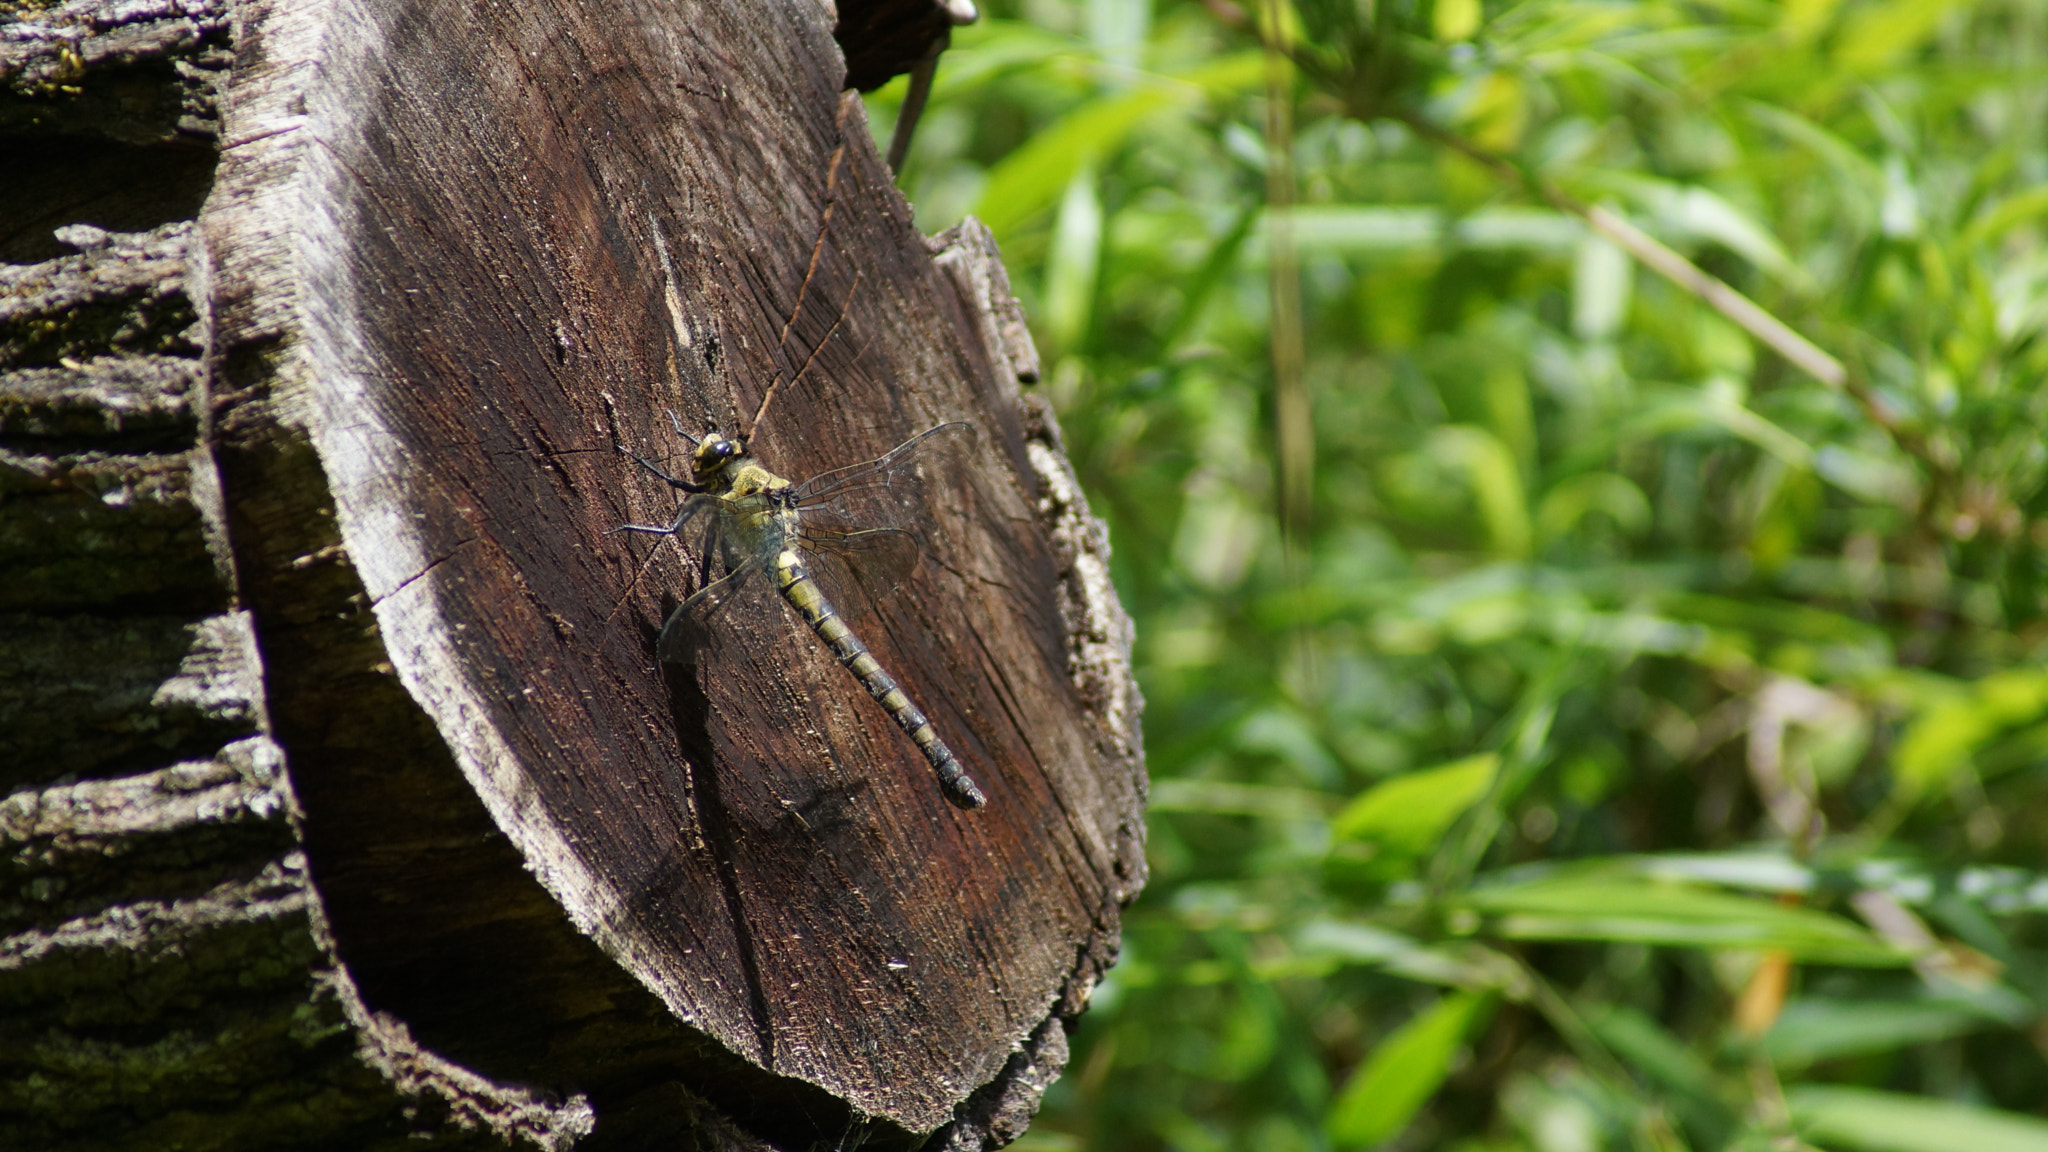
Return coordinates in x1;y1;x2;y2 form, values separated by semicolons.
691;434;745;482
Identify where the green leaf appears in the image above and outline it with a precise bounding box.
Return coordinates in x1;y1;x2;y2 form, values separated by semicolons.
1605;178;1803;285
975;53;1264;239
1835;0;1966;73
1149;779;1334;820
1155;201;1261;354
1326;992;1495;1150
1622;381;1815;469
1961;185;2048;248
1433;0;1482;41
1044;164;1103;349
1571;233;1633;340
1332;753;1499;855
1894;669;2048;797
1251;206;1584;257
1428;427;1532;559
1788;1086;2048;1152
1536;473;1651;541
1583;1003;1717;1101
1765;997;2010;1069
928;19;1083;98
1291;921;1525;991
1463;877;1911;966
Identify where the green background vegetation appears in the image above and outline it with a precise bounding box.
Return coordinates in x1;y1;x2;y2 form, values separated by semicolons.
867;1;2048;1148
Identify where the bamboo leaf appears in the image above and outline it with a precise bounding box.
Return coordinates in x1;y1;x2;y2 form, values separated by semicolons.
1766;998;2010;1069
1463;877;1911;966
1788;1086;2048;1152
1326;992;1495;1150
1332;754;1498;855
975;53;1265;239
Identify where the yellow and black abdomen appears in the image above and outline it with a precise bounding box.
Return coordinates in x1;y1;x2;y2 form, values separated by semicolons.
774;550;987;809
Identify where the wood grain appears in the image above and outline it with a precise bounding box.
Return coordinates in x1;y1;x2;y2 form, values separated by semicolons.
198;0;1144;1141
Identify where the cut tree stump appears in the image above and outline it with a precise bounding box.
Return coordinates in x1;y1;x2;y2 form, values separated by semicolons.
1;0;1147;1147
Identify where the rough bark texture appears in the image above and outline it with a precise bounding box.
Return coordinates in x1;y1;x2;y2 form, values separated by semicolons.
3;0;1146;1147
0;217;595;1149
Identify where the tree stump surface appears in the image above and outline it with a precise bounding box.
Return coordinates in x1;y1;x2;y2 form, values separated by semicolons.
5;0;1146;1146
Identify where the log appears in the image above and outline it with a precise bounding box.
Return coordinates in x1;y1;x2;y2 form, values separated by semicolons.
2;0;1146;1146
1;222;586;1148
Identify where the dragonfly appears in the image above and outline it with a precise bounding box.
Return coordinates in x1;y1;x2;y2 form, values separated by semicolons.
617;420;988;809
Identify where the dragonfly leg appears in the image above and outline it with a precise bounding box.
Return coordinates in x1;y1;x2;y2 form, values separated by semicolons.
616;442;703;492
698;516;724;584
609;494;713;538
664;409;701;446
654;518;733;664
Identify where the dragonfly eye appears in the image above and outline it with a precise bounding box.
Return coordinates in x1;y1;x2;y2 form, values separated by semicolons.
693;437;742;474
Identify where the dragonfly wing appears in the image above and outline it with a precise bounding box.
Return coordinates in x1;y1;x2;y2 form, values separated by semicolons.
797;523;921;616
791;530;916;626
659;552;789;664
793;422;977;531
791;422;977;610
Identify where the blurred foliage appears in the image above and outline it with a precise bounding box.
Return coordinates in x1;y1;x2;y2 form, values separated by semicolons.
867;0;2048;1148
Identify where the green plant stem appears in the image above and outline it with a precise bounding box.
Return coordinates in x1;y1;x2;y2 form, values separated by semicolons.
1391;111;1950;489
1261;2;1312;547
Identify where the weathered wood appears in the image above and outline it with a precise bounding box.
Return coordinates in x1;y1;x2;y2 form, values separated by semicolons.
1;218;595;1147
5;0;1145;1143
0;0;227;263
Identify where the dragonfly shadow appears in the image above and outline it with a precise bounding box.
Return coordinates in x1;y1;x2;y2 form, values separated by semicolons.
658;650;776;1067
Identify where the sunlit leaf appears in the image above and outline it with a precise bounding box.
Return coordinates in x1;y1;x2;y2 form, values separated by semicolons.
1788;1086;2048;1152
1439;426;1532;558
1251;206;1584;257
1961;185;2048;249
1149;778;1335;819
1326;992;1495;1150
1044;164;1103;348
1571;232;1632;339
1332;753;1498;854
1766;997;2011;1069
1536;472;1651;541
975;53;1264;238
1463;877;1911;966
1893;669;2048;797
1835;0;1965;73
1434;0;1482;42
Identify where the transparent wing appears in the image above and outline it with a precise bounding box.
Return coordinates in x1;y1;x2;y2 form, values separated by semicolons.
654;511;791;665
790;422;978;609
798;524;921;616
656;555;771;664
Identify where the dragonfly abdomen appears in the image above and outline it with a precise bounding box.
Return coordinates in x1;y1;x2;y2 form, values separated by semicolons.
775;551;988;809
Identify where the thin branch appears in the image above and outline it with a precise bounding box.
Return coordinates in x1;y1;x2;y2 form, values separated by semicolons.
1262;1;1312;544
886;45;942;176
1403;113;1842;382
1395;111;1950;484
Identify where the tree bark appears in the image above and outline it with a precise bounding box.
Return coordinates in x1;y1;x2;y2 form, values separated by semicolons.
2;0;1146;1148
